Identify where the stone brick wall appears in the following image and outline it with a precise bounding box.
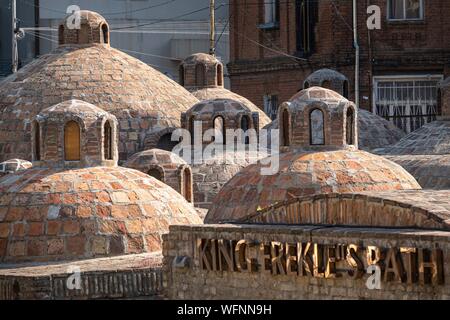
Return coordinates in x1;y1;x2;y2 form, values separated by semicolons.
229;0;450;111
0;253;163;300
163;224;450;300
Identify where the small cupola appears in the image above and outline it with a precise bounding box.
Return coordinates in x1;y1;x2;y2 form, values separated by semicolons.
278;87;357;151
181;99;259;146
58;10;110;46
32;100;118;168
180;53;224;90
304;69;350;99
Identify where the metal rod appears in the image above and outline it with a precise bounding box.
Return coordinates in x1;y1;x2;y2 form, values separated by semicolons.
353;0;359;108
209;0;215;55
12;0;18;73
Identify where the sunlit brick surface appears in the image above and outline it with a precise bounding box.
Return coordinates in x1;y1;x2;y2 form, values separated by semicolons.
0;167;202;263
0;12;198;162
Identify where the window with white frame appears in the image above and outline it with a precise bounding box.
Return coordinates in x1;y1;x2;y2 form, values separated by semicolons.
388;0;423;20
373;76;442;133
264;0;280;24
264;94;279;120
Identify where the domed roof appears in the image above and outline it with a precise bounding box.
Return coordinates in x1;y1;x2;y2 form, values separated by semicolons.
61;10;106;27
125;149;187;168
182;53;221;65
289;86;346;105
190;88;271;127
375;121;450;155
206;149;421;223
188;98;251;114
0;159;32;176
305;68;348;84
191;149;267;209
357;109;405;151
0;166;202;263
38;99;108;117
262;89;405;151
0;16;199;162
383;154;450;189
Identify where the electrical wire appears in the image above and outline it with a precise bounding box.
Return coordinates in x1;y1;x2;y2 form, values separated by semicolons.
111;4;226;31
118;48;181;61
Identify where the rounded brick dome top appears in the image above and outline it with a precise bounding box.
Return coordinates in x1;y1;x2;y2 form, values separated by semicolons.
190;87;271;127
383;154;450;190
305;68;348;84
0;41;199;162
59;10;109;46
206;149;421;223
289;86;346;106
38;99;107;117
0;166;202;263
354;109;405;151
125;149;187;168
183;53;221;65
375;121;450;155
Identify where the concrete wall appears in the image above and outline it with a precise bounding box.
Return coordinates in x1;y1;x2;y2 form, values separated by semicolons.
163;224;450;300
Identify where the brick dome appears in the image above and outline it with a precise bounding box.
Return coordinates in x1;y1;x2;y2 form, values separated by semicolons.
0;99;201;263
180;53;270;127
124;149;194;203
206;87;421;223
304;68;349;96
301;68;405;150
0;11;199;162
59;10;110;45
206;149;421;223
374;121;450;189
0;166;201;263
375;121;450;155
383;155;450;189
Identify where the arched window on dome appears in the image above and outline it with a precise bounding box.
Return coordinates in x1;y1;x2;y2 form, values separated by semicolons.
343;80;349;99
179;65;185;86
195;64;206;87
304;81;310;89
281;108;291;147
181;167;193;203
148;167;164;182
58;25;64;45
33;121;41;161
214;116;226;145
321;80;332;90
241;115;250;145
310;109;325;145
64;121;81;161
101;23;109;44
103;120;113;160
346;107;355;145
217;64;223;87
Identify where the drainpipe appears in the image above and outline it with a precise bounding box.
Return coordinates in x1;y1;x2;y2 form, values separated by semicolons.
353;0;359;108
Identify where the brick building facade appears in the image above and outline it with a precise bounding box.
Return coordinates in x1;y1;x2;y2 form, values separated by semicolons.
229;0;450;132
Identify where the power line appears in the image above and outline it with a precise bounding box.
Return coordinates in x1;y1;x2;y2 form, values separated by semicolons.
111;4;226;31
118;48;181;61
18;0;178;16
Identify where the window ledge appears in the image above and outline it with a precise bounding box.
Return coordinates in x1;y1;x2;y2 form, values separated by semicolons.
387;19;425;25
258;22;280;31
